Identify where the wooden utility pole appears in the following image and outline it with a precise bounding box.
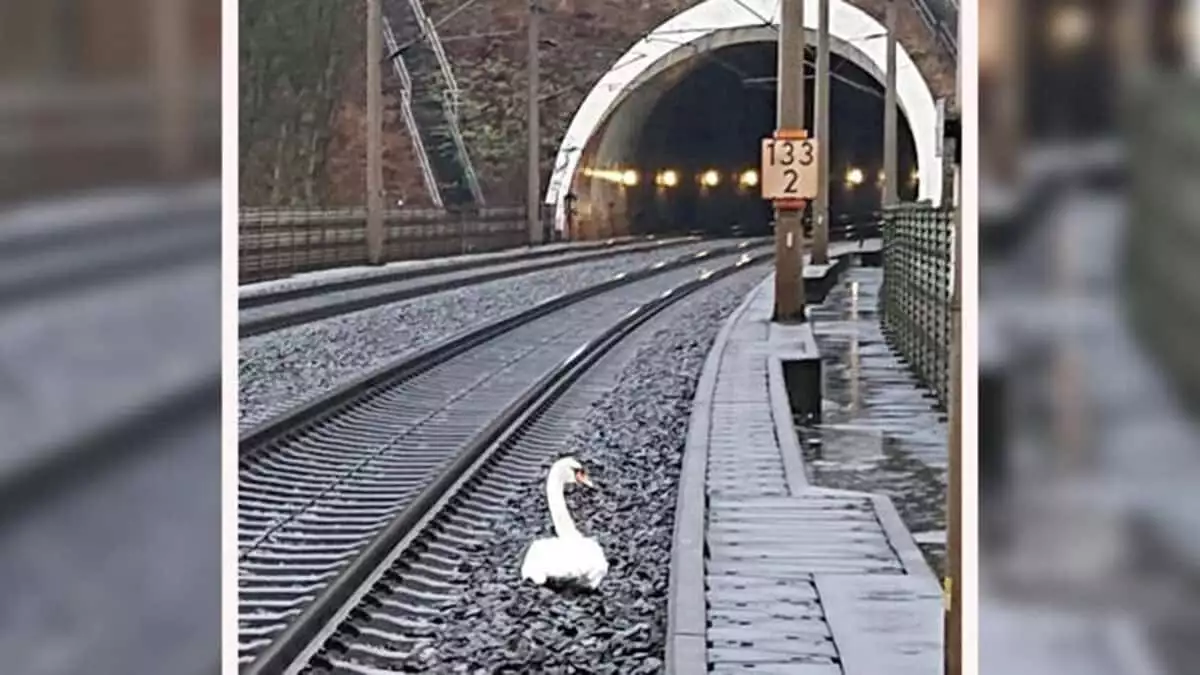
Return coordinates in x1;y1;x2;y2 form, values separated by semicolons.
152;0;191;177
366;0;385;264
945;132;962;675
944;9;963;674
883;0;898;206
1118;0;1149;78
813;0;830;263
773;0;806;321
989;0;1020;181
527;0;544;245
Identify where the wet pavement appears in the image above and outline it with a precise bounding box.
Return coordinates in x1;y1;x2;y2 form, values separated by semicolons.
796;264;949;578
982;187;1200;675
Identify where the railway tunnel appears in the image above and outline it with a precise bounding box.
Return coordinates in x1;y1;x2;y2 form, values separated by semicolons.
547;0;942;241
624;41;918;237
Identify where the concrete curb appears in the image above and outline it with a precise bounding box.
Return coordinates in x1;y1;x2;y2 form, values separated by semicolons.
665;276;768;675
870;492;941;584
761;256;941;587
767;355;809;495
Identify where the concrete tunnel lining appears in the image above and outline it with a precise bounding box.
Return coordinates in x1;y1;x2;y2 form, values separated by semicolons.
546;0;944;234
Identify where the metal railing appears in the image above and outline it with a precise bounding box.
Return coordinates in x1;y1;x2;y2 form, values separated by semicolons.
1125;75;1200;414
239;206;548;283
444;98;485;205
881;203;955;408
404;0;484;204
909;0;958;59
406;0;459;113
382;17;443;207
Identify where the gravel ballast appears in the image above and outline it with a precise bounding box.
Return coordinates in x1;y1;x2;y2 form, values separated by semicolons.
389;267;769;674
238;241;729;427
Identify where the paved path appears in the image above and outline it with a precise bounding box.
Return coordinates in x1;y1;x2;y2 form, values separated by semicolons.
980;189;1187;674
669;261;941;675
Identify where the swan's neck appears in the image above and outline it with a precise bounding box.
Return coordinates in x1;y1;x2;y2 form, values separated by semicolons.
546;474;579;538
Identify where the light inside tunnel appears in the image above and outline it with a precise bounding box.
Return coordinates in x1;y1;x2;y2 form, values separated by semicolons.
621;169;638;186
846;167;864;186
1048;4;1093;53
569;38;920;239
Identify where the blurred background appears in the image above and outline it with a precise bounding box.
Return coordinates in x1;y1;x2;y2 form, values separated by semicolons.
0;1;220;674
6;0;1200;671
979;0;1200;673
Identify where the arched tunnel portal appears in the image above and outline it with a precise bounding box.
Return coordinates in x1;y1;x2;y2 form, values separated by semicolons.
547;0;942;240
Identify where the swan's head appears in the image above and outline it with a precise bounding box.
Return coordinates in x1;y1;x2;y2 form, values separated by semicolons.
551;456;594;488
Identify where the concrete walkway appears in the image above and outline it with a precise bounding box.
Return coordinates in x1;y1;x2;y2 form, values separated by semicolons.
669;266;942;675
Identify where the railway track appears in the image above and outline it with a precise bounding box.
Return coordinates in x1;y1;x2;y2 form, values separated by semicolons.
0;184;219;309
239;236;689;307
237;237;712;337
0;185;220;675
237;241;770;670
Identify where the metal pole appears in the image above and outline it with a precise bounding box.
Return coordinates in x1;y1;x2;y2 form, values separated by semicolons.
527;0;544;246
366;0;385;264
883;0;898;207
945;153;962;675
941;100;956;206
152;0;190;177
813;0;830;263
944;9;962;674
993;0;1020;182
774;0;806;322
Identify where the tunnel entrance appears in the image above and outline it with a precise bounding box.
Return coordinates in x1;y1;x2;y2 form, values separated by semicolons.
548;1;944;242
621;41;919;238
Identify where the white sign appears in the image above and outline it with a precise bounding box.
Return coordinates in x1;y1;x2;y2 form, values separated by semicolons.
761;137;819;201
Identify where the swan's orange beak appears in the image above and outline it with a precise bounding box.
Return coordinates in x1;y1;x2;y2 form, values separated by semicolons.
574;469;594;488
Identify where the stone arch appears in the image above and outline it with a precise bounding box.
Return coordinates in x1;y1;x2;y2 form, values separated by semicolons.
546;0;942;232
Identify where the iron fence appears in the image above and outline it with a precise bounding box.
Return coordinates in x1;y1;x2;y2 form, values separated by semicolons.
238;206;549;283
881;203;954;408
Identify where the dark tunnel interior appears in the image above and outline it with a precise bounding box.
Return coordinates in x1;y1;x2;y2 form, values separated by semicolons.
625;41;919;237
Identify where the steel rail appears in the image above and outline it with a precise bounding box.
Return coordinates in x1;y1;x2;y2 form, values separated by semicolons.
239;236;691;309
237;238;748;337
235;243;766;666
238;238;763;457
243;249;770;674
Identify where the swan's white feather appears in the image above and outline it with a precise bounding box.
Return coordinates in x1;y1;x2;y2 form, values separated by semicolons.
520;534;608;589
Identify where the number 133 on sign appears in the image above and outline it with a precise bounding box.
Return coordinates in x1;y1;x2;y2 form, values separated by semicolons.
761;137;819;201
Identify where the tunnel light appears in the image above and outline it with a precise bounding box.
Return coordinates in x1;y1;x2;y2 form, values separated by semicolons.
701;170;720;187
739;169;759;187
620;169;638;186
656;170;679;187
910;168;920;185
845;168;864;186
1049;4;1091;52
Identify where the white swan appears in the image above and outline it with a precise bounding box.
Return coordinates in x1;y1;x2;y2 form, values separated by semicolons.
519;456;609;590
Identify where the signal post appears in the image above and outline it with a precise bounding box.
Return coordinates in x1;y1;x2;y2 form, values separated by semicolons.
768;0;819;322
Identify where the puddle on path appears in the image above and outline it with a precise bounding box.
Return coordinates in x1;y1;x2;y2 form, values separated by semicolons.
796;265;949;577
